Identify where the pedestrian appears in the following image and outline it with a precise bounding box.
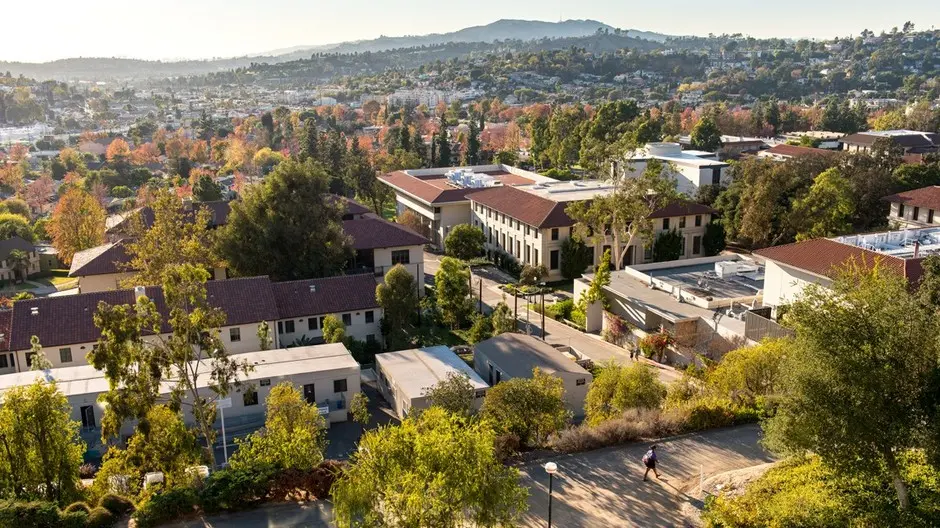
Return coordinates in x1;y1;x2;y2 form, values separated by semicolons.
642;445;660;481
628;344;636;360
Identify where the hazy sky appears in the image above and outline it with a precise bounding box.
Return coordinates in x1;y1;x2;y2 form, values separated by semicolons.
3;0;938;63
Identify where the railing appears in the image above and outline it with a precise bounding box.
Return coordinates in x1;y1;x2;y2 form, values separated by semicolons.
744;309;795;342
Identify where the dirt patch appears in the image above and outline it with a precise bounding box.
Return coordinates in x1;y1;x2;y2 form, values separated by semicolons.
677;462;778;527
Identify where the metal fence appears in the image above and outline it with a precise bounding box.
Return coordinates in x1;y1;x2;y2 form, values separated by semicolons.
744;309;795;342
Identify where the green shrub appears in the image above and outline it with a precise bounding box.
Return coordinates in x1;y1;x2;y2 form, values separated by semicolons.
60;510;89;528
199;464;277;513
85;507;116;528
584;362;667;425
132;487;199;528
0;500;62;527
98;493;134;515
676;396;758;432
63;501;92;514
569;308;586;328
546;299;574;321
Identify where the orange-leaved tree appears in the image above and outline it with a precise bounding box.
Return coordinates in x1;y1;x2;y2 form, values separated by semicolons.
49;187;106;264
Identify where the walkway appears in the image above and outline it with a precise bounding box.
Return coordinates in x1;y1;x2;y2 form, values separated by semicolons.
425;253;680;384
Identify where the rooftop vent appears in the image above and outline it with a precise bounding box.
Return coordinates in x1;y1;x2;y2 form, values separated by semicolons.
134;286;147;301
30;307;38;316
309;284;317;293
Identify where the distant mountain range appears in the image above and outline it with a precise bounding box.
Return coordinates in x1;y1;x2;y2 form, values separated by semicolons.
0;19;672;82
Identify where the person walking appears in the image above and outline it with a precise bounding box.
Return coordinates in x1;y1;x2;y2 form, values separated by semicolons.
642;445;660;481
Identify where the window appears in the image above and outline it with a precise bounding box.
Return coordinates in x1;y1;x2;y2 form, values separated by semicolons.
550;250;560;270
243;389;259;406
342;313;352;326
80;405;95;429
59;347;72;363
308;317;318;331
913;207;921;221
533;229;538;239
501;233;505;248
679;216;686;229
303;384;316;404
475;389;486;399
644;245;653;261
682;236;687;256
365;310;374;323
576;378;586;386
488;227;493;244
334;379;348;393
693;235;702;255
0;355;6;369
662;218;670;230
284;320;295;334
899;203;906;218
367;334;376;344
695;215;702;227
229;328;241;342
711;167;722;185
391;250;410;265
533;249;539;264
551;228;559;240
25;352;36;368
277;321;283;333
320;316;326;329
260;378;271;387
930;210;936;224
525;245;531;263
434;207;441;213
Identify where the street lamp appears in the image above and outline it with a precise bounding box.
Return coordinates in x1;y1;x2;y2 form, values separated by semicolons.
544;461;558;528
539;282;547;340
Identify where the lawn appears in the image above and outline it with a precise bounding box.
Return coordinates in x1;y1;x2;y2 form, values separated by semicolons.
34;269;79;290
381;200;396;221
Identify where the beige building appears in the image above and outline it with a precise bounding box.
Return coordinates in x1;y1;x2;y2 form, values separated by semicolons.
343;217;428;287
470;180;718;281
0;237;41;284
378;165;557;249
375;345;488;418
473;333;592;417
68;240;135;293
883;186;940;229
0;343;361;456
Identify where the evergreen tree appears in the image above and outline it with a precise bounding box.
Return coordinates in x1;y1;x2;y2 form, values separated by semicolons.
299;118;319;162
467;118;481;165
436;116;452;167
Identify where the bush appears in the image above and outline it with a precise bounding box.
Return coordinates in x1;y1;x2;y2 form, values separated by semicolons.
85;507;116;528
200;464;277;513
60;511;89;528
638;331;673;362
674;396;758;432
63;501;92;514
569;308;586;329
270;460;345;500
548;408;685;454
584;362;667;425
546;299;574;321
494;433;522;461
132;487;199;528
98;493;134;515
0;500;62;527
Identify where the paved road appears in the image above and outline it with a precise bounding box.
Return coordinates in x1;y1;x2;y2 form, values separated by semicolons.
519;424;773;528
425;253;680;384
160;425;770;528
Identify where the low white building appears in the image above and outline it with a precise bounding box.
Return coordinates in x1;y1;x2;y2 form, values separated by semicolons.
622;143;730;195
473;333;592;417
0;343;360;456
882;186;940;229
375;345;488;418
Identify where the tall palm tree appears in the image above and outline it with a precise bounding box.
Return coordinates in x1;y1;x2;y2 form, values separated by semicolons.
7;249;30;284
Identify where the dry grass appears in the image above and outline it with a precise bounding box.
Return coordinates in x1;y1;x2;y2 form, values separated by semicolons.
548;408;687;454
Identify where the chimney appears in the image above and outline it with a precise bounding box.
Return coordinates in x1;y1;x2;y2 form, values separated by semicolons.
914;240;920;258
134;286;147;301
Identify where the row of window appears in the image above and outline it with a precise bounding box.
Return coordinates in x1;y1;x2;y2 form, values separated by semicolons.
277;311;375;335
474;203;542;239
662;215;704;231
897;203;936;224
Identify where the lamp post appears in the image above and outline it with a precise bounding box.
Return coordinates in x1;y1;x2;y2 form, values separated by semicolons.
544;461;558;528
539;282;546;340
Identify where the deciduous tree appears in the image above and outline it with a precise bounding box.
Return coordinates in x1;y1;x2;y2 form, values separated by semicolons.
332;407;527;528
584;362;666;425
375;264;417;348
481;368;570;447
444;223;485;260
322;315;346;344
424;372;477;418
48;187;105;264
435;257;471;328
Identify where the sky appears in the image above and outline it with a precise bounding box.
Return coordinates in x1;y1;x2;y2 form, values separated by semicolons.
3;0;939;63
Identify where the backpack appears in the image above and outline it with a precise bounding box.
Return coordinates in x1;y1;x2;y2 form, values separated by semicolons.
642;450;653;464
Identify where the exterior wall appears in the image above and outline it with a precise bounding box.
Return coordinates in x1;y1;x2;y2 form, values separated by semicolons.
393;192;469;249
626;160;728;195
77;272;135;293
375;359;484;419
438;203;471;249
0;251;41;282
373;245;424;286
762;261;832;309
222;322;275;355
276;308;382;348
471;349;591;417
888;201;938;228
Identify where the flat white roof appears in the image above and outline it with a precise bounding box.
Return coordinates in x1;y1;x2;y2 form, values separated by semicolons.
0;343;359;399
517;180;616;202
375;345;488;400
833;227;940;259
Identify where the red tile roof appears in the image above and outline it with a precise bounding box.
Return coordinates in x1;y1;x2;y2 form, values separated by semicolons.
882;186;940;212
755;238;924;283
378;170;536;205
469;186;573;229
343;218;429;250
9;277;280;350
647;201;717;219
68;241;130;277
271;274;379;320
